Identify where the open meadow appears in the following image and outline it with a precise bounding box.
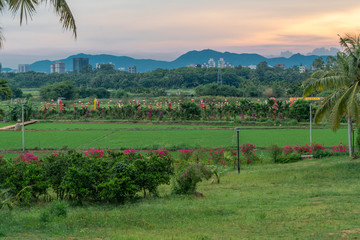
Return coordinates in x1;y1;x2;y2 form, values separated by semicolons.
1;156;360;239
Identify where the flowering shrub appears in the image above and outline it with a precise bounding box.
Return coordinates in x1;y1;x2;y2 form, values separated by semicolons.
240;143;257;164
124;148;135;154
152;148;171;158
83;148;109;158
207;148;226;165
294;144;312;154
0;155;4;164
13;152;40;165
178;149;193;161
330;142;348;153
311;142;326;152
283;145;294;156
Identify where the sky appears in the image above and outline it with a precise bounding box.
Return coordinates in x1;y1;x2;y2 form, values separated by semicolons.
1;0;360;68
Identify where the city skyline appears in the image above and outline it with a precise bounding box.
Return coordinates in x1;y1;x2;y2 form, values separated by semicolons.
1;0;360;68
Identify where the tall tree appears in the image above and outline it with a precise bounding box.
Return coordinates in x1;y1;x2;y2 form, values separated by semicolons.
303;34;360;156
0;0;77;48
0;79;12;117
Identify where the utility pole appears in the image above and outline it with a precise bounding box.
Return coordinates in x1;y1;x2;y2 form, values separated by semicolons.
22;103;25;152
310;103;313;145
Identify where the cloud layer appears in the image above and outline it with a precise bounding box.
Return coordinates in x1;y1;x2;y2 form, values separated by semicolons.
1;0;360;67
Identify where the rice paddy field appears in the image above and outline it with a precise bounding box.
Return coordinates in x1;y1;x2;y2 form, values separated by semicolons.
0;121;350;152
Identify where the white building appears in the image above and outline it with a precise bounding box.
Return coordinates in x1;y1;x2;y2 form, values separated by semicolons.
218;58;225;68
128;65;137;74
18;64;30;73
299;65;306;73
96;62;115;69
208;58;216;67
50;61;66;73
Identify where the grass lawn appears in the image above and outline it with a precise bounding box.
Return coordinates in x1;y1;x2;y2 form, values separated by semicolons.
24;122;233;130
0;127;350;151
1;156;360;239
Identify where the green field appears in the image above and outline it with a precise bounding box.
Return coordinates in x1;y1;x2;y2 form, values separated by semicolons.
1;156;360;239
0;122;350;151
24;122;233;130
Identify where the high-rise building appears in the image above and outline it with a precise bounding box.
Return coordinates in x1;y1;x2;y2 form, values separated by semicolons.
0;62;2;73
299;65;306;73
18;64;30;73
208;58;216;68
128;65;137;74
51;61;66;73
50;64;55;73
218;58;225;68
73;57;89;73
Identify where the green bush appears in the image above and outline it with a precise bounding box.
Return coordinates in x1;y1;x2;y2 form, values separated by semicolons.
99;161;139;203
180;102;202;120
43;152;73;200
132;150;174;197
0;158;47;204
172;163;212;195
276;152;302;163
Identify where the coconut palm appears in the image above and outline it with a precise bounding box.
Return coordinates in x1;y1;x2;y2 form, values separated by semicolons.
0;0;77;48
303;34;360;156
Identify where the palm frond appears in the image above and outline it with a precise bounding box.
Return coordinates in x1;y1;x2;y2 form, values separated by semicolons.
42;0;76;38
329;84;358;130
313;89;345;125
0;26;4;48
303;71;347;97
7;0;38;24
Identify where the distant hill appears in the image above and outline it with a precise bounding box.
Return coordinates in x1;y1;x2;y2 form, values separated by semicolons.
29;50;328;73
1;68;14;72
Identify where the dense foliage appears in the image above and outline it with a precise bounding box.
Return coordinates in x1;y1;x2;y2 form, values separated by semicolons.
0;62;309;98
0;149;174;204
9;97;317;123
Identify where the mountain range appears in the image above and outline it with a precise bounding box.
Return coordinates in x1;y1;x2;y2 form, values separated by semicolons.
22;49;329;73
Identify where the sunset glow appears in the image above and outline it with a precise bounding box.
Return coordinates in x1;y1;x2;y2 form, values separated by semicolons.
1;0;360;67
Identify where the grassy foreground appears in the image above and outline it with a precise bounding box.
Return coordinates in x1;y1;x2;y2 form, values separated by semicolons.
1;156;360;239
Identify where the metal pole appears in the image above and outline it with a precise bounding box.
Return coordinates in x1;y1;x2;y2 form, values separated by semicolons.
22;103;25;152
353;126;355;155
310;103;312;145
235;127;240;174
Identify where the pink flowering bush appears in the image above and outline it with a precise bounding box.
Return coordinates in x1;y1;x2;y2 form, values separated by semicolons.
283;145;294;156
152;148;171;158
207;148;226;165
178;149;194;161
83;148;109;158
0;154;4;164
13;152;40;165
240;143;258;164
330;142;348;153
311;142;326;152
124;148;136;154
294;144;312;155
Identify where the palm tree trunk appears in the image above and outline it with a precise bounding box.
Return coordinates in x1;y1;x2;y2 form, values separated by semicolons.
348;115;353;157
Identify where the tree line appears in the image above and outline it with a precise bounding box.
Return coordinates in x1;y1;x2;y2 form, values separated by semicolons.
0;61;311;99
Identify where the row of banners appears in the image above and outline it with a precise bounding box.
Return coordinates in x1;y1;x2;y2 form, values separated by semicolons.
289;97;324;101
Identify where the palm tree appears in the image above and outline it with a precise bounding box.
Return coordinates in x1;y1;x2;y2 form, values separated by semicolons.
0;0;77;48
303;34;360;156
